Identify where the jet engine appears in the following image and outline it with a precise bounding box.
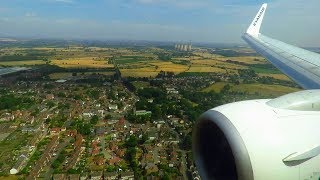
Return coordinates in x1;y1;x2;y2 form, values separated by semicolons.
193;90;320;180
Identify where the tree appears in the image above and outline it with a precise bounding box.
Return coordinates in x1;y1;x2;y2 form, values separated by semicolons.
152;105;162;119
46;101;55;108
181;133;192;150
105;114;112;119
139;133;148;145
78;123;91;136
90;115;99;125
126;135;138;148
221;84;231;94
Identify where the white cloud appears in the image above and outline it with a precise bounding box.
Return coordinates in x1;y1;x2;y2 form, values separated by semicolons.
25;12;37;17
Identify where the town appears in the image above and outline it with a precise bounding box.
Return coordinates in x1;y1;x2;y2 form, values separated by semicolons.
0;41;300;180
0;69;203;180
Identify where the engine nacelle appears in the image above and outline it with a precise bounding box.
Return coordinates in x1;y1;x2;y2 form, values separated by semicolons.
193;90;320;180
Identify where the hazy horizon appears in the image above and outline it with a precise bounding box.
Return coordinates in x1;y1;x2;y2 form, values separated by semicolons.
1;0;320;46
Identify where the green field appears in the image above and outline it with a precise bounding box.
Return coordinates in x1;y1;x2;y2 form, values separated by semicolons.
203;82;300;96
115;56;153;64
132;81;150;89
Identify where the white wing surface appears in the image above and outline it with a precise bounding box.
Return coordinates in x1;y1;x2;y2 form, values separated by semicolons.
242;4;320;89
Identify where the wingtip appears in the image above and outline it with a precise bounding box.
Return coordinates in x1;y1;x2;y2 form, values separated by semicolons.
246;3;268;36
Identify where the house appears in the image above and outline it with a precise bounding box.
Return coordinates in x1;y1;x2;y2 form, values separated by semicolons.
135;110;152;116
46;94;55;100
105;172;118;180
83;112;94;118
50;127;62;135
91;141;100;156
118;117;125;126
145;163;159;175
147;129;158;141
55;79;67;83
21;127;38;133
66;130;77;137
120;171;134;180
10;154;28;174
108;156;121;166
115;149;125;157
109;142;118;151
166;88;179;94
94;156;105;166
109;104;118;111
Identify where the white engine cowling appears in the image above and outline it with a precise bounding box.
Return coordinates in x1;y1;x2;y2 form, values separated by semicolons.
193;90;320;180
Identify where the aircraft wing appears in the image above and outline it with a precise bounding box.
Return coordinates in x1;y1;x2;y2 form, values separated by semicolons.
242;3;320;89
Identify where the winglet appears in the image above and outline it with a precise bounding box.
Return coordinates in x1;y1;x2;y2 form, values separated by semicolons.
246;3;268;37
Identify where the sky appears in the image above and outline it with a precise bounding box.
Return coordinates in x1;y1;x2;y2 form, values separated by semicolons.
0;0;320;46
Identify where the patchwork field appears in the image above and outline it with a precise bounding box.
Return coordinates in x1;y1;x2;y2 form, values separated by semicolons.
0;46;294;82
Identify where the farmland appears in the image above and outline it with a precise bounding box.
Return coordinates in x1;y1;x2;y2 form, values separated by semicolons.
0;43;294;83
51;57;114;69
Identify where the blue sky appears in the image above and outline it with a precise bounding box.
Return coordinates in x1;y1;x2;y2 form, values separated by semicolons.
0;0;320;46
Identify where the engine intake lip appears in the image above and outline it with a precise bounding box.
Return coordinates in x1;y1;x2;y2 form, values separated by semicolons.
193;110;254;180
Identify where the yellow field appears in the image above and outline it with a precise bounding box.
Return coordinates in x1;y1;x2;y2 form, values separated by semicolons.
0;60;45;66
0;175;18;180
191;59;247;70
120;68;159;77
203;82;300;96
51;57;114;69
150;62;189;73
259;73;291;81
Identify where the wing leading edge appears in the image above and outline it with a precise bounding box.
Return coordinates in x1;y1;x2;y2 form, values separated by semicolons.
242;4;320;89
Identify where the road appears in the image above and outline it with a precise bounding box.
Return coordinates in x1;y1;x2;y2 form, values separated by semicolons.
163;118;190;179
43;137;72;179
